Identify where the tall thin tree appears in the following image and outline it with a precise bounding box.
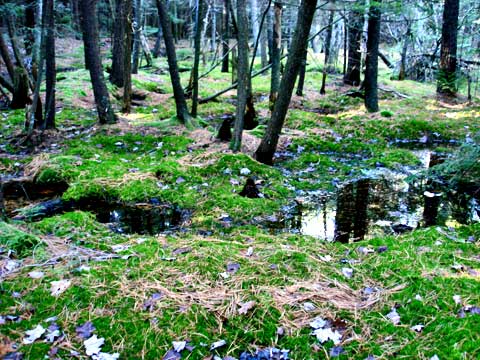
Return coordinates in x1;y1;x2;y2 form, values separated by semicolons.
221;0;230;72
123;0;133;113
155;0;192;124
44;0;55;129
79;0;117;124
364;0;382;113
232;0;249;151
191;0;204;117
344;0;364;86
320;5;334;95
255;0;318;165
269;1;282;109
437;0;459;95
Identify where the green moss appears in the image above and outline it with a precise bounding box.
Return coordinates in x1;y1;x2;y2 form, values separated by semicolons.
0;222;41;257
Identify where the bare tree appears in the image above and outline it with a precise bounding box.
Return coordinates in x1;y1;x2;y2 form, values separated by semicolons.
437;0;459;95
364;0;382;113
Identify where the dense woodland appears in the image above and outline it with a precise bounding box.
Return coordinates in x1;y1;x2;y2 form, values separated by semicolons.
0;0;479;359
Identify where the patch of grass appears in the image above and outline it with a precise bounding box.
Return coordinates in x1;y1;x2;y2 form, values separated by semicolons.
0;222;42;257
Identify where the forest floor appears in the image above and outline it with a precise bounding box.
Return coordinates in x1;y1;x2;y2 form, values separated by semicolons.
1;39;480;359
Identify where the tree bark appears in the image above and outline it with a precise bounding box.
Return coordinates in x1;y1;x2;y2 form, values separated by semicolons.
10;67;30;109
0;34;15;81
269;1;282;109
44;0;56;129
153;25;163;58
343;0;364;86
221;0;230;72
364;0;382;113
255;0;318;165
24;0;36;56
79;0;117;124
191;0;204;117
398;26;411;81
155;0;192;124
296;49;307;96
320;7;334;95
111;0;126;86
132;0;142;74
437;0;459;95
232;0;249;152
123;0;133;113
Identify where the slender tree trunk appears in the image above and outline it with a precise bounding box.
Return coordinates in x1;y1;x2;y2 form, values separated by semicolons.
320;8;334;95
79;0;117;124
0;34;16;83
232;0;249;151
140;31;153;67
364;0;382;113
24;0;36;56
210;0;217;52
153;25;163;58
344;0;363;86
266;6;273;63
44;0;56;129
296;49;307;96
437;0;459;95
398;26;410;81
221;0;230;72
191;0;204;117
155;0;192;124
269;1;282;109
255;0;318;165
111;0;126;86
132;0;142;74
11;67;30;109
250;0;259;53
123;0;133;113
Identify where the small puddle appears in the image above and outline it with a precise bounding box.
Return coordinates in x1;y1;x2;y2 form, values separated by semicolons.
95;204;187;235
272;149;479;241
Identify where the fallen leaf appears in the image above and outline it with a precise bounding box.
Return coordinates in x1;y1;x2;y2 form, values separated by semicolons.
238;301;256;315
386;308;401;325
172;341;186;352
84;335;104;356
309;317;327;330
23;325;46;344
330;346;345;357
50;280;71;296
92;353;120;360
342;268;353;279
28;271;44;279
312;328;342;345
453;295;462;305
162;350;181;360
76;321;95;339
210;339;226;351
410;324;424;332
303;302;316;311
226;263;240;273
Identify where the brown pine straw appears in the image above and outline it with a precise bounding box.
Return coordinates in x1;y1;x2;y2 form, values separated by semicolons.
118;272;405;329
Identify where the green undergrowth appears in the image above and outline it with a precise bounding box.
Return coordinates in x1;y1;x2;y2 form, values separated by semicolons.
1;218;479;359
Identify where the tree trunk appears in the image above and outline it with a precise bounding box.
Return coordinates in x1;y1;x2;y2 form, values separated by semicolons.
255;0;318;165
111;0;126;86
210;0;217;52
140;31;153;67
123;0;133;113
320;8;334;95
364;0;382;113
191;0;204;118
44;0;56;129
250;0;259;53
153;26;163;58
269;1;282;109
296;49;307;96
155;0;192;124
343;0;364;86
437;0;459;96
232;0;249;152
132;0;142;74
79;0;117;124
0;34;16;83
10;67;30;109
398;26;411;81
24;0;36;56
221;0;230;72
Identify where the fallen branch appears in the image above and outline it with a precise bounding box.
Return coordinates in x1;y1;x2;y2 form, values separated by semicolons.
379;87;410;99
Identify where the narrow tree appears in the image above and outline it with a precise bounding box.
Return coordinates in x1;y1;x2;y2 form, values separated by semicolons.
320;6;334;95
131;0;142;74
221;0;230;72
123;0;133;113
110;0;126;86
364;0;382;113
44;0;55;129
191;0;204;117
344;0;364;86
296;49;307;96
255;0;318;165
269;1;282;109
437;0;459;95
232;0;249;151
79;0;117;124
155;0;192;124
